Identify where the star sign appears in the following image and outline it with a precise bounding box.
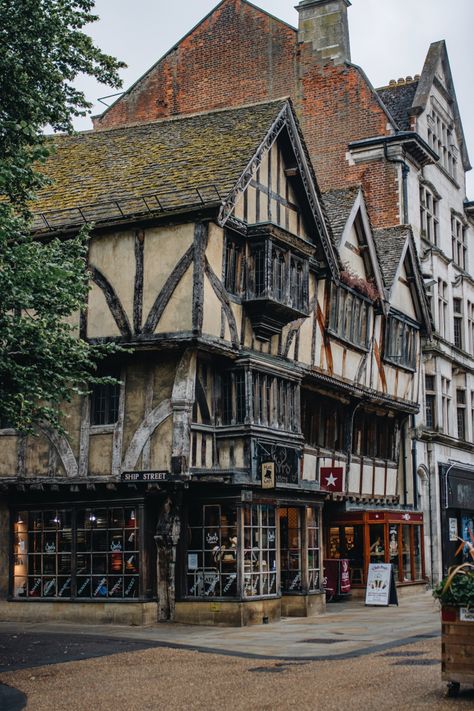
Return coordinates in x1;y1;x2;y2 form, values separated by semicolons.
325;473;337;487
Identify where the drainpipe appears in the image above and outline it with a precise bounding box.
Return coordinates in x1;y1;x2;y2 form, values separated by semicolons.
384;142;410;224
401;419;408;506
411;414;418;508
427;442;434;586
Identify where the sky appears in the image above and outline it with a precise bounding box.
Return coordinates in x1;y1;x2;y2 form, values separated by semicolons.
75;0;474;196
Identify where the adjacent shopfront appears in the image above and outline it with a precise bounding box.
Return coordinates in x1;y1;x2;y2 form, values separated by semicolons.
439;464;474;574
326;511;425;588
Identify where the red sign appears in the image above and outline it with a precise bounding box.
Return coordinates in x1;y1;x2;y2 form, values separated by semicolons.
320;467;344;492
324;558;351;599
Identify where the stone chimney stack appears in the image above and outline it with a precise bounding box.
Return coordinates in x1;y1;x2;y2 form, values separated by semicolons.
296;0;351;65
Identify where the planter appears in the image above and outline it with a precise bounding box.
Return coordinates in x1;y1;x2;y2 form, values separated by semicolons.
441;605;474;696
433;562;474;696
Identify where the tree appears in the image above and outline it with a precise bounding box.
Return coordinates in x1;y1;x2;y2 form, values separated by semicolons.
0;0;126;431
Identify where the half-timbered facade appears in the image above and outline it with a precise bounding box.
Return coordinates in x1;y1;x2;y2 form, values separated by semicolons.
0;99;430;625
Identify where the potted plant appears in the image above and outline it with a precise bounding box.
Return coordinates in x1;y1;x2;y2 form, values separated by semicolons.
432;536;474;697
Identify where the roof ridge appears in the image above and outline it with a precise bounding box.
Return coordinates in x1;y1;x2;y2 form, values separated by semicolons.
53;98;290;140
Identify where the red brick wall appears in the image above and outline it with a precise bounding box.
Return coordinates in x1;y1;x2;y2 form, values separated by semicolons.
93;0;400;228
297;57;400;226
93;0;298;129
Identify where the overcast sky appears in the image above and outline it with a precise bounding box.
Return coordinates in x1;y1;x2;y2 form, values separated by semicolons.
75;0;474;196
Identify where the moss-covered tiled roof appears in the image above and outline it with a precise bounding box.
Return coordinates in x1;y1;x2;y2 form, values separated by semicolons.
321;186;360;247
372;226;409;289
32;100;288;231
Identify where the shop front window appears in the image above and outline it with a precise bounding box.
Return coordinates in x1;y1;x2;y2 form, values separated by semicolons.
413;526;423;579
328;524;365;585
186;504;238;598
401;525;412;582
369;525;385;564
307;507;321;592
279;508;302;593
388;525;399;581
243;504;277;597
12;506;139;599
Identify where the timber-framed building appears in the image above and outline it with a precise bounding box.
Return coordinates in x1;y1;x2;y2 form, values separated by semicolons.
0;99;431;625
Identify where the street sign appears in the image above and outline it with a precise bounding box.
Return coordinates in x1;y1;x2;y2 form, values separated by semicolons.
365;563;398;606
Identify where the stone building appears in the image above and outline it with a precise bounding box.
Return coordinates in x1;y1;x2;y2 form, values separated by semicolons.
89;0;474;584
0;99;430;625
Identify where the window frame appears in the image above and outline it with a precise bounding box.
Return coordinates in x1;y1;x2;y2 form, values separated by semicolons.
328;282;371;351
11;504;144;601
384;312;419;371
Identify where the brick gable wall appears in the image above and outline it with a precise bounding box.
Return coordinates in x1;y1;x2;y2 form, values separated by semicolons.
93;0;400;228
93;0;298;129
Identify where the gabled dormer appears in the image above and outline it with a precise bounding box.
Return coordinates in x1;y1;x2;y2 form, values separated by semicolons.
373;226;432;369
322;186;385;350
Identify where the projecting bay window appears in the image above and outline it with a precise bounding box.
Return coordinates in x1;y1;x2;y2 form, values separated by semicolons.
12;506;140;600
329;283;370;349
221;369;299;433
384;313;418;370
244;231;309;340
221;370;246;425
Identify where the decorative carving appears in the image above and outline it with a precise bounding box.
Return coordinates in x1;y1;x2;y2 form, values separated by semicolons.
155;495;182;621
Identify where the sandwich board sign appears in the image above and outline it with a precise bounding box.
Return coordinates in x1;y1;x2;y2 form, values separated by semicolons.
365;563;398;606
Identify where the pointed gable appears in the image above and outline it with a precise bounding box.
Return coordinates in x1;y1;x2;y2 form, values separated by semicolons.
322;186;384;301
373;226;432;336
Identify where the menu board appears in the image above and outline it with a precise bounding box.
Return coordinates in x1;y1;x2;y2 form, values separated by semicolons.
365;563;398;606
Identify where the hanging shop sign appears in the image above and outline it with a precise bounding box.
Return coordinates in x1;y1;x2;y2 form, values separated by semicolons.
320;467;344;493
261;462;276;489
365;563;398;606
121;470;170;482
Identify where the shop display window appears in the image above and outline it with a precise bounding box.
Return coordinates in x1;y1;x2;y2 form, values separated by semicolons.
328;524;364;585
388;525;399;580
369;524;385;564
327;514;425;586
279;507;302;593
243;504;277;597
306;507;321;592
186;504;238;597
12;506;139;599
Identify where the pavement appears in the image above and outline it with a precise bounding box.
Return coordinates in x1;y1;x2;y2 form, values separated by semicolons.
0;591;440;667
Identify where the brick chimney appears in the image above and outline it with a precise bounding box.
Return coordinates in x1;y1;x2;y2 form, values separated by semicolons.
297;0;351;65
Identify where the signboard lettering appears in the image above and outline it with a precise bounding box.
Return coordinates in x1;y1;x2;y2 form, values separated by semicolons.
460;607;474;622
261;462;275;489
122;470;170;482
449;517;458;542
365;563;398;606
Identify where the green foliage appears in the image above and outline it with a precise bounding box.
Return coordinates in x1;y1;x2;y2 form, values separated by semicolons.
0;0;126;432
433;563;474;608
